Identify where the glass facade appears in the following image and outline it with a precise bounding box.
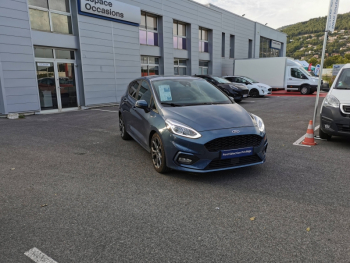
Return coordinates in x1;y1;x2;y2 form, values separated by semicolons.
174;59;187;75
141;56;159;76
199;61;209;75
173;21;187;50
28;0;72;34
259;37;280;58
140;12;159;46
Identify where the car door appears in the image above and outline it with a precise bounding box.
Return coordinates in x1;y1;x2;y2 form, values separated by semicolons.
131;80;155;149
123;80;141;137
288;68;304;90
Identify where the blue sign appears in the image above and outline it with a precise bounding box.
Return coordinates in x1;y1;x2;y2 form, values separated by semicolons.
221;147;253;159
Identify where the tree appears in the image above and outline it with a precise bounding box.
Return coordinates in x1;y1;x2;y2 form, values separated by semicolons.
308;57;319;66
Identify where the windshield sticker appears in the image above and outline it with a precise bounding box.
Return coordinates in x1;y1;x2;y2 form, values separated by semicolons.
159;85;172;101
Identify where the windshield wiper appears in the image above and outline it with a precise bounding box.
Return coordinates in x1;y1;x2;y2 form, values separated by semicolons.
161;102;183;107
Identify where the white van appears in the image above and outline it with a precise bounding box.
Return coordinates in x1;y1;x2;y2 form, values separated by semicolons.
233;58;321;95
320;63;350;140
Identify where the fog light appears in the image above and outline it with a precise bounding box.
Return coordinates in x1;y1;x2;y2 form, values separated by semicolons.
178;157;193;164
325;124;330;129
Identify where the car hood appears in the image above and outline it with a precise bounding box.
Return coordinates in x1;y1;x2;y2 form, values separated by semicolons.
330;89;350;104
256;83;271;89
162;104;255;132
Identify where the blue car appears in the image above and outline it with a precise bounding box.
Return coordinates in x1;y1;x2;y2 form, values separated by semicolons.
119;76;267;173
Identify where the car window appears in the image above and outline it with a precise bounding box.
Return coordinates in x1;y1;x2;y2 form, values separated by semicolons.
152;78;231;106
226;77;234;82
291;68;303;79
335;68;350;90
128;81;140;99
137;80;152;105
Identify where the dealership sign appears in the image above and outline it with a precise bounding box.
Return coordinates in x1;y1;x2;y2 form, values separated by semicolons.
270;40;282;50
78;0;141;26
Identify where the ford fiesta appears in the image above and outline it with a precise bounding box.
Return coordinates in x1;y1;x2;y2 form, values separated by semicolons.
119;76;268;173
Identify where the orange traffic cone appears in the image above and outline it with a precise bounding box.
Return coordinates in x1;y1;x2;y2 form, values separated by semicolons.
302;120;317;146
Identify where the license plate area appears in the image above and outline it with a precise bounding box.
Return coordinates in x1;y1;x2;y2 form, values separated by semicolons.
243;94;248;98
221;147;253;159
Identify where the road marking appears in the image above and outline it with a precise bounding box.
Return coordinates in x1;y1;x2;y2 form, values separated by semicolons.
242;101;255;103
90;109;118;113
293;125;320;147
24;248;58;263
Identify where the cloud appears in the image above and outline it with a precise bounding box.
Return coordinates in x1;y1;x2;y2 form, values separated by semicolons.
193;0;350;29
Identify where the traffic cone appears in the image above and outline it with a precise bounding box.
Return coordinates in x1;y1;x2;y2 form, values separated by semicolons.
302;120;317;146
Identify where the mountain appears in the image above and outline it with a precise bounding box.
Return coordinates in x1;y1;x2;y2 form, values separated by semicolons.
279;12;350;67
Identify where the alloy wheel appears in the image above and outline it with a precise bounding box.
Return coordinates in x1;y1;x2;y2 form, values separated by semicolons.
119;118;125;137
151;137;162;169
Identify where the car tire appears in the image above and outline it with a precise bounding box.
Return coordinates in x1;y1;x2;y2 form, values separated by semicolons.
319;128;332;141
300;85;310;95
119;114;132;140
250;89;260;98
151;133;170;173
235;98;242;103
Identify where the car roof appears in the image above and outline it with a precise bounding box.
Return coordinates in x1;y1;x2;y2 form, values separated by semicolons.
140;75;202;81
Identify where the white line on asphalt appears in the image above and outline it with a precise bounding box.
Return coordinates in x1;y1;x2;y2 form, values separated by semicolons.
90;109;118;113
293;125;320;147
242;101;255;103
24;248;58;263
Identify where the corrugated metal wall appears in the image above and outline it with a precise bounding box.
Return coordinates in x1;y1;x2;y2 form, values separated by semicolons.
0;0;39;114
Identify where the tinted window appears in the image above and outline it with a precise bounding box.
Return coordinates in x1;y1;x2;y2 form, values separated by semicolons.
152;79;231;106
128;81;139;99
137;81;152;105
291;68;303;79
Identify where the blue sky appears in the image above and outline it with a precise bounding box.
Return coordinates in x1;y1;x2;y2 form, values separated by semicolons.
193;0;350;29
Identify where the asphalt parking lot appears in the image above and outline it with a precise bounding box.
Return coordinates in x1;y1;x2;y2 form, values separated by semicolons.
1;96;350;262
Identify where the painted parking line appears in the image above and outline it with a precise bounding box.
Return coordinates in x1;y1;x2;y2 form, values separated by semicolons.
90;109;118;113
293;125;320;147
24;248;58;263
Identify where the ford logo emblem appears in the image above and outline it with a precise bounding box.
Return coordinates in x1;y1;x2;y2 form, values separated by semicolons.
232;130;240;134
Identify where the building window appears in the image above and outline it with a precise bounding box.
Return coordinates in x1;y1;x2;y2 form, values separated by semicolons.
173;20;186;50
230;35;235;58
140;12;159;46
28;0;73;34
222;33;225;57
259;37;280;58
199;61;209;75
248;39;253;58
174;59;187;75
199;27;209;52
141;56;159;76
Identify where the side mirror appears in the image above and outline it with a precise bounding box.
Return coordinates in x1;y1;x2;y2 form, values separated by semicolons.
302;75;308;80
135;100;149;110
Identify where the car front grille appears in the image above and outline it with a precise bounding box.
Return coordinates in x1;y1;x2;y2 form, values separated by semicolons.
336;124;350;132
342;105;350;113
206;154;262;170
205;135;263;152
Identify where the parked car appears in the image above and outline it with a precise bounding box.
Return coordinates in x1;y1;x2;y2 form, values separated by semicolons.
195;75;249;102
222;76;272;97
232;57;321;95
119;76;268;173
320;64;350;140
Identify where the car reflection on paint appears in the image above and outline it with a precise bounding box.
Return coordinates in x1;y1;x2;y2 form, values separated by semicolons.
119;76;268;173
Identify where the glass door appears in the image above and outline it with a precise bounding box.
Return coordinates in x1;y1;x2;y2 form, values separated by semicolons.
36;62;59;110
57;63;77;109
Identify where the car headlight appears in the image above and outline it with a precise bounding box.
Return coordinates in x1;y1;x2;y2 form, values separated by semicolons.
323;94;340;108
257;85;267;89
165;119;201;139
251;114;265;132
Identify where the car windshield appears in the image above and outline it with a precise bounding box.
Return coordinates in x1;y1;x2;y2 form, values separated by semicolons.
299;67;312;77
152;79;232;106
334;68;350;90
212;77;231;84
243;77;258;83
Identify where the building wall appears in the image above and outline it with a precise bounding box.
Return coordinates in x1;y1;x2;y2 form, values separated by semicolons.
0;0;287;113
0;0;39;114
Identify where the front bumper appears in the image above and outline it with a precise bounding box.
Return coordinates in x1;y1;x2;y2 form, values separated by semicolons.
162;127;267;173
320;106;350;137
259;89;272;96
